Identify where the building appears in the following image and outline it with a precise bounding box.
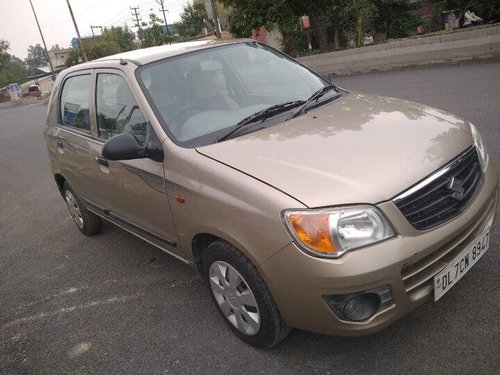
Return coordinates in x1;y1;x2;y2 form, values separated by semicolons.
48;48;72;69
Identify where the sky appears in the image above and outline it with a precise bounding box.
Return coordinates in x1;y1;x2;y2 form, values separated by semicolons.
0;0;189;60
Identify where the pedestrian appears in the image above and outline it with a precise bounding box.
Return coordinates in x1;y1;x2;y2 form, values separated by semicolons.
463;7;483;28
8;83;21;102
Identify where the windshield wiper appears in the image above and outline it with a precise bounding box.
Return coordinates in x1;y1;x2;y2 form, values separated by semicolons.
217;100;305;142
291;85;338;119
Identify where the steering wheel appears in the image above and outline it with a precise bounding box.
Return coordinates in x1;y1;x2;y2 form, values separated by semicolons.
168;104;205;131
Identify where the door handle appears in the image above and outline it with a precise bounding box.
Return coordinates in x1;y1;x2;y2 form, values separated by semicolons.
55;138;63;148
97;157;109;167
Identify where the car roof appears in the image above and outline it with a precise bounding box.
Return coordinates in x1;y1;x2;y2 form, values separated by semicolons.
95;38;253;66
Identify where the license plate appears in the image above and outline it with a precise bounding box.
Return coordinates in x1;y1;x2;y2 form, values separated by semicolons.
434;226;490;302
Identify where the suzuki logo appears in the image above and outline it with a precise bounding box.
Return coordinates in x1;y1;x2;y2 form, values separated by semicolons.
448;177;465;201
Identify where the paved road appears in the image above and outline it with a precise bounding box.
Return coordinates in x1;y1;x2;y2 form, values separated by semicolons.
1;61;499;374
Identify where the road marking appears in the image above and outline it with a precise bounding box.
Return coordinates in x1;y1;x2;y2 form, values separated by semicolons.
15;286;86;313
3;293;143;329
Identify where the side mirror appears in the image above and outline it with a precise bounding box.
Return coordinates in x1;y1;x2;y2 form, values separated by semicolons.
102;132;163;162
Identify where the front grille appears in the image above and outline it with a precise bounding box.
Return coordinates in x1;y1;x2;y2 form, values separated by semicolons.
394;147;482;230
401;194;496;300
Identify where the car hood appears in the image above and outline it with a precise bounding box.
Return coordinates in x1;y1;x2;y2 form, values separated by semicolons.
197;92;473;208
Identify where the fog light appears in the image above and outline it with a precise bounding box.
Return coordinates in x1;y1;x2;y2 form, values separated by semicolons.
324;285;392;322
343;293;380;321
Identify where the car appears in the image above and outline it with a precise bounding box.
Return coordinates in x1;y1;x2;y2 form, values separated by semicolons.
20;84;42;99
44;39;498;348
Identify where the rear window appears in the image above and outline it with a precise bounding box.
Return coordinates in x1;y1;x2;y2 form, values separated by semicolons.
60;74;92;132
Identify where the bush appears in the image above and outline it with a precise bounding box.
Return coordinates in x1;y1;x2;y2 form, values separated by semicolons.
387;13;422;38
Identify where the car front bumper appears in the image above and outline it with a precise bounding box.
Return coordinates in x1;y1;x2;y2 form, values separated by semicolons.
259;159;498;336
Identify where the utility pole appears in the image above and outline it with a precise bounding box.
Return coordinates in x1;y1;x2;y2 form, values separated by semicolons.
156;0;169;34
130;6;142;40
28;0;56;80
209;0;221;38
90;25;103;37
65;0;88;62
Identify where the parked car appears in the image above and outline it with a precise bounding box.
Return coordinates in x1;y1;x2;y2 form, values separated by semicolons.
22;84;42;99
44;39;498;348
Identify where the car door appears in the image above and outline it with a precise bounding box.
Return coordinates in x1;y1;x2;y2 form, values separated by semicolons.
84;69;178;251
52;71;95;197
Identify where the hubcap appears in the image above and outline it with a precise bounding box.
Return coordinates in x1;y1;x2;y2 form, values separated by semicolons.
64;190;84;229
209;261;261;336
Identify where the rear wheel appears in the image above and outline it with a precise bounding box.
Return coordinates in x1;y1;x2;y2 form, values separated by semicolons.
62;181;102;236
203;240;290;348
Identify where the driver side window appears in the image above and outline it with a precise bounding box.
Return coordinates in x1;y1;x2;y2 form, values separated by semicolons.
96;74;147;143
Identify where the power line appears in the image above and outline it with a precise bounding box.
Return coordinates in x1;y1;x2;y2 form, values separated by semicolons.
39;0;102;27
102;9;131;26
109;17;134;29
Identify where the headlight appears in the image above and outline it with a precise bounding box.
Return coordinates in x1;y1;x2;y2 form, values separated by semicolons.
282;205;395;258
470;123;487;169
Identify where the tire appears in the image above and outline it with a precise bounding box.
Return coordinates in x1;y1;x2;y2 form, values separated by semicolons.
203;240;291;348
62;181;102;236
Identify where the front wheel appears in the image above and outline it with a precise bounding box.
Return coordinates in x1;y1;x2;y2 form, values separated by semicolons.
203;240;291;348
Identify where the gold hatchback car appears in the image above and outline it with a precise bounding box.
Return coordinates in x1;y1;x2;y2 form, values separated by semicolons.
45;40;498;348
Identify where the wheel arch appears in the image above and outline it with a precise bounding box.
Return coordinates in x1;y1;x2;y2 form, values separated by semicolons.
191;232;260;277
54;173;67;197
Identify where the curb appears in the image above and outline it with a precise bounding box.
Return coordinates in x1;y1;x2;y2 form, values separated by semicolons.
297;24;500;76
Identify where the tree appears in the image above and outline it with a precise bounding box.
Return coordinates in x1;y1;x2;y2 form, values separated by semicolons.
101;26;136;52
0;40;10;70
222;0;285;37
65;38;121;67
222;0;427;53
0;40;27;86
340;0;377;47
373;0;421;39
65;49;81;67
1;56;27;85
474;0;500;20
220;0;335;52
139;13;176;48
287;0;336;52
216;1;232;30
177;0;209;38
65;26;137;67
25;44;49;75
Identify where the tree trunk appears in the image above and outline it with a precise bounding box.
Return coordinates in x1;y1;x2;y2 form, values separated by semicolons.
310;13;328;52
333;21;340;50
357;15;364;47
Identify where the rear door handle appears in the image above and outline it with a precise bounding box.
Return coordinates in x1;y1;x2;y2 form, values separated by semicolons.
97;157;109;167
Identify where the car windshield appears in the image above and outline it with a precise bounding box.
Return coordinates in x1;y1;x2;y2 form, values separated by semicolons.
137;42;333;147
